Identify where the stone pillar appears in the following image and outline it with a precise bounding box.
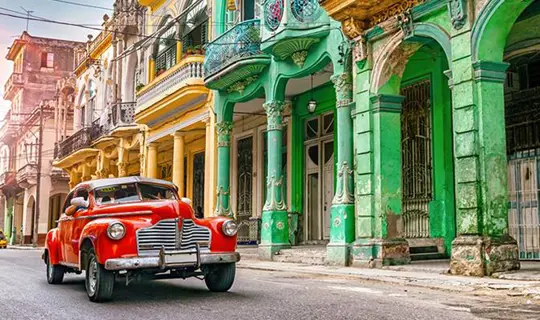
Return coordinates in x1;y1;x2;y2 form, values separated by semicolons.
117;38;124;102
204;116;216;217
147;143;158;179
327;73;355;265
449;60;519;276
352;94;410;267
112;38;118;104
259;101;290;260
214;121;233;216
172;132;185;196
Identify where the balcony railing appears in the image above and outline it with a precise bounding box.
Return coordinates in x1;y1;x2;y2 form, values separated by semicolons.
55;128;92;159
4;73;24;99
137;57;204;108
0;171;16;188
204;19;263;80
91;102;137;140
16;164;38;187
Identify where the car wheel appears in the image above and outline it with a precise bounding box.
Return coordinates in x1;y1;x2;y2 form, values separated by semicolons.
46;252;65;285
204;263;236;292
85;248;115;302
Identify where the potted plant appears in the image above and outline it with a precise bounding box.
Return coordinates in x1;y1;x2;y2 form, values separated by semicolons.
156;68;165;76
186;46;194;55
136;83;145;92
194;45;202;55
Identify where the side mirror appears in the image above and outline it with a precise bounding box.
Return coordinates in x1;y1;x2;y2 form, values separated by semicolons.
71;197;89;209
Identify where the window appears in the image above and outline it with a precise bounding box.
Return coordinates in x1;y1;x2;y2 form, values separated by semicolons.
41;52;54;68
62;192;74;213
140;183;177;201
94;183;139;205
155;21;177;73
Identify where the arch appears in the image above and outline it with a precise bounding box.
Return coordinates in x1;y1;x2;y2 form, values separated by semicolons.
371;25;452;94
152;15;176;58
472;0;534;62
76;83;87;107
25;195;36;243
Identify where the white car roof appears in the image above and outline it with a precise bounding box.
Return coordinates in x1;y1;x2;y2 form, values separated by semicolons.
74;176;177;191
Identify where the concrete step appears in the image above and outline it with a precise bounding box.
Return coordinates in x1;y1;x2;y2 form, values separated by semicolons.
410;252;447;261
273;247;327;265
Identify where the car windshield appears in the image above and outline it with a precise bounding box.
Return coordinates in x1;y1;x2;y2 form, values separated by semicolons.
94;182;177;205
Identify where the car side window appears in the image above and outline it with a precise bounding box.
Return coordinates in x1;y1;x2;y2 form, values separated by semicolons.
63;192;74;213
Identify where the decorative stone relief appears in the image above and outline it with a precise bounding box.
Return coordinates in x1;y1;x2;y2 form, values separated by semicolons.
216;121;234;147
353;36;368;67
331;73;353;107
333;161;354;205
263;175;287;212
291;51;308;68
226;76;258;94
263;101;286;131
215;186;232;217
397;10;414;39
448;0;467;30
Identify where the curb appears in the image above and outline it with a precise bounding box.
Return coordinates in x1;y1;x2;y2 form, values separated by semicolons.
236;259;540;294
6;246;44;251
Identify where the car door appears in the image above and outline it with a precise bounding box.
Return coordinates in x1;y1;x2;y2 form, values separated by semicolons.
58;191;74;263
66;188;92;265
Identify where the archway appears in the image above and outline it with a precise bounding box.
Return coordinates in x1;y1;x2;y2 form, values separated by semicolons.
372;29;455;257
503;1;540;260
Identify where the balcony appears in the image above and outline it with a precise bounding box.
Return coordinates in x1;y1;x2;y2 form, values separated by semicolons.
260;0;331;65
137;57;205;111
16;164;37;189
91;102;137;141
50;167;69;182
204;19;271;92
3;73;24;100
55;128;93;160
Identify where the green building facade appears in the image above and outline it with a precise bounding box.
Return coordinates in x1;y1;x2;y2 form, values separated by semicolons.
205;0;540;276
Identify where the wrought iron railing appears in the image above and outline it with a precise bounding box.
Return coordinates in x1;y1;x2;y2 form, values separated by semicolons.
204;19;263;78
505;87;540;155
137;57;204;107
55;128;92;159
91;102;137;140
263;0;322;31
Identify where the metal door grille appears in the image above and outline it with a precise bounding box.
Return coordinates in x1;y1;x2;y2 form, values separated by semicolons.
508;151;540;260
192;152;205;215
401;80;433;238
236;136;256;244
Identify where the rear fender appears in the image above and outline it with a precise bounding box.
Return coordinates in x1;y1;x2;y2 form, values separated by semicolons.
45;229;61;265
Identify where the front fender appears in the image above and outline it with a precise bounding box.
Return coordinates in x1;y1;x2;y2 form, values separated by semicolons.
79;218;143;265
196;217;238;253
45;229;61;265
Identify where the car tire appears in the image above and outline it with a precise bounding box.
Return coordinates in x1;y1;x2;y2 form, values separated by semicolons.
46;252;65;285
204;263;236;292
85;248;115;302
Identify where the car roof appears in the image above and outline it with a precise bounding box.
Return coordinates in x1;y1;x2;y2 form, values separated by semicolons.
74;176;177;191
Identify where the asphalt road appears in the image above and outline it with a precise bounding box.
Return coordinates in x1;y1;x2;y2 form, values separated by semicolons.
0;249;536;320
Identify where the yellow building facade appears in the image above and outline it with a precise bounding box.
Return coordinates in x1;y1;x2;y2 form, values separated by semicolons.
53;0;216;217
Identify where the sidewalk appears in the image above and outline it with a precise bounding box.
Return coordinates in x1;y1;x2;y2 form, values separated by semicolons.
6;245;44;250
237;256;540;299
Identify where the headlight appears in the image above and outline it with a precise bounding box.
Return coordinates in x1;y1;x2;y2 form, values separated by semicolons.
222;220;238;236
107;222;126;240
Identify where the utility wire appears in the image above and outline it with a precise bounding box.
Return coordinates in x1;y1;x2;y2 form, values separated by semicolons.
47;0;112;11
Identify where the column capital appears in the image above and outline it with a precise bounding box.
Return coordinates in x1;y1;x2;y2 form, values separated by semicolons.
263;101;287;131
172;131;186;138
472;60;510;83
148;142;158;150
331;73;353;107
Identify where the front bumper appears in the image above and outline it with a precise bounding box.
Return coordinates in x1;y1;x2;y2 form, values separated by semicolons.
104;251;241;271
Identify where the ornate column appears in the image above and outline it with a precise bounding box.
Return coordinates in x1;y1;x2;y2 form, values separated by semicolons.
147;143;158;179
327;72;355;265
259;101;290;260
204;116;216;217
81;163;92;182
117;138;128;177
214;121;233;217
172;132;185;196
117;38;124;102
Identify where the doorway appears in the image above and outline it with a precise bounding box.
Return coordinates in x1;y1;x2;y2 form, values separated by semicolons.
304;112;334;242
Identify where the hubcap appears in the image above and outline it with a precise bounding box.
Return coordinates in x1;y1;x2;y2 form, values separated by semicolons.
87;257;98;296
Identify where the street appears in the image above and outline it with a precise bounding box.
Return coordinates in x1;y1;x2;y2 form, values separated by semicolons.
1;250;539;320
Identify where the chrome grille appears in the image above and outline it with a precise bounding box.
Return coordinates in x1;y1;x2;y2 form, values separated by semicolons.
180;219;211;251
137;219;178;255
136;218;211;256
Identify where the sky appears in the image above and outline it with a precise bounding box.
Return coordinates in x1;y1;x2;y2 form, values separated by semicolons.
0;0;114;118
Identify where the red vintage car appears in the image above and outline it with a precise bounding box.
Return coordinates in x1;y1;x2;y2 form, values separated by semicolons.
43;177;240;302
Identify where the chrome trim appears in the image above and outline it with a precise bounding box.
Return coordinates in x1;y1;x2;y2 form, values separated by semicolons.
107;221;126;240
104;252;240;271
57;210;153;223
